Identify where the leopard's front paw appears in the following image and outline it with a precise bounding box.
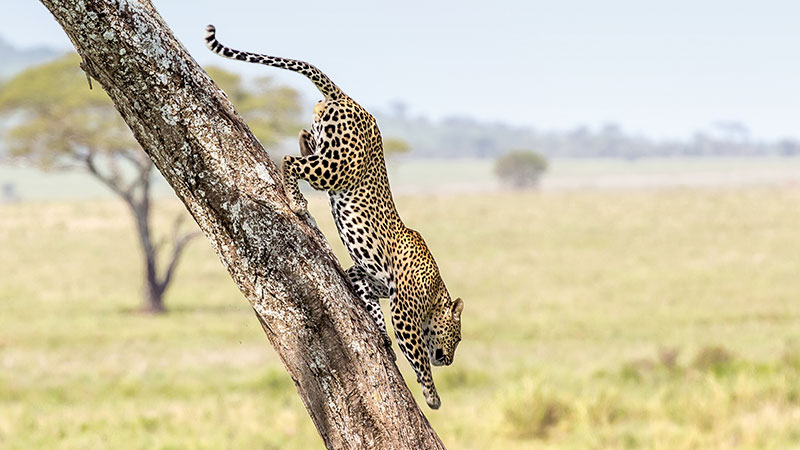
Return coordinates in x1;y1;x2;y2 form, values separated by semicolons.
424;390;441;410
288;194;308;215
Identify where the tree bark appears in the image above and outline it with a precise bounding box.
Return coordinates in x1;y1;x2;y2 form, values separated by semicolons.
38;1;446;448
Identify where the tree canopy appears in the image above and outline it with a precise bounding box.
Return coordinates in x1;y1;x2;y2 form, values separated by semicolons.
204;66;302;149
0;54;137;169
494;149;548;189
383;136;411;157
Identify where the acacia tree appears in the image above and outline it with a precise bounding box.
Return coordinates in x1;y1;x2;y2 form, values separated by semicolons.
36;0;445;448
494;149;549;189
0;55;302;313
383;137;411;157
203;65;302;150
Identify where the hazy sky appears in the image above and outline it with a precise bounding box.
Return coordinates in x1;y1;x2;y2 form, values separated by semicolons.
2;0;799;140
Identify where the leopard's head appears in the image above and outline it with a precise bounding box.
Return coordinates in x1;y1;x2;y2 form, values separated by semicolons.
426;297;464;367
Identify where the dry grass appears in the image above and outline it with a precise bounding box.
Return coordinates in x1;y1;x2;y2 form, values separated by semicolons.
2;187;800;449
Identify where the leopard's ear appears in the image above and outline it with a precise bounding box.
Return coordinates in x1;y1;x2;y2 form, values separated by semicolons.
452;298;464;321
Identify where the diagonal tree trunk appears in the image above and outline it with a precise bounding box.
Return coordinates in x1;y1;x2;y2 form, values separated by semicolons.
37;0;446;448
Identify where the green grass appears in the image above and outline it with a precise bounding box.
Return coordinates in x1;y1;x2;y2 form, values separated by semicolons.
2;187;800;449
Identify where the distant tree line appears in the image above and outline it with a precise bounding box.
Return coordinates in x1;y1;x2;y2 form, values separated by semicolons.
3;39;798;161
374;110;800;159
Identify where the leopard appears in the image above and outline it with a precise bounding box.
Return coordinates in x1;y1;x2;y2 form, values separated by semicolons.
205;25;464;409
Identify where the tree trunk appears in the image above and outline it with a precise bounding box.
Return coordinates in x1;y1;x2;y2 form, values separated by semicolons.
38;1;446;449
143;247;165;314
129;193;166;313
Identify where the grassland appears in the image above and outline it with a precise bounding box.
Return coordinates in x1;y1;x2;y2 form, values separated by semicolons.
2;187;800;449
4;156;800;199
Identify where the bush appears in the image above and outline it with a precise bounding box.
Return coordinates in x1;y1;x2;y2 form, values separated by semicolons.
503;382;572;439
494;150;548;189
691;345;735;374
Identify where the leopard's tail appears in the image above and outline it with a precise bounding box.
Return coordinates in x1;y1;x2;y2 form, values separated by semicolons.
204;25;344;100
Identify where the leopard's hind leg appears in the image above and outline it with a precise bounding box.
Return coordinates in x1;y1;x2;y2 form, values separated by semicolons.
347;265;395;358
298;129;316;156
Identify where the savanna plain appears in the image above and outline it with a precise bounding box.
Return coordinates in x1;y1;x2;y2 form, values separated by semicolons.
2;182;800;449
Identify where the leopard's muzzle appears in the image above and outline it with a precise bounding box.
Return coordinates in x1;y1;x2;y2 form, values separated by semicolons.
432;348;452;366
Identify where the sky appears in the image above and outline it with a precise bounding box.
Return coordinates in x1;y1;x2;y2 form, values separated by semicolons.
2;0;799;141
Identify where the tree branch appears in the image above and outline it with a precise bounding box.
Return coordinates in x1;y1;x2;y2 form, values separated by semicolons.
39;0;446;448
158;213;200;292
84;151;134;204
